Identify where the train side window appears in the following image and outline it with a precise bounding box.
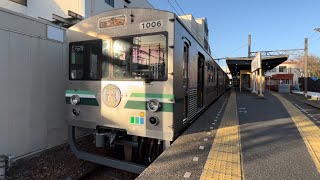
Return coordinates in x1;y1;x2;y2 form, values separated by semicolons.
213;67;215;83
210;65;213;83
183;43;189;86
69;40;102;80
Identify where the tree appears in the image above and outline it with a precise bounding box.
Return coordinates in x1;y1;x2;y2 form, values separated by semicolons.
291;54;320;78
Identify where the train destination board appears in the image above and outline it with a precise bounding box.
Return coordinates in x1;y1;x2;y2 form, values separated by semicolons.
98;15;126;29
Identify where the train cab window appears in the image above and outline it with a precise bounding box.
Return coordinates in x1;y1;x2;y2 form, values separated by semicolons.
183;43;189;86
113;34;167;81
69;40;102;80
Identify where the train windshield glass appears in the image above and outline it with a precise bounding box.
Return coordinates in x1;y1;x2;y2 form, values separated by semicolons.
69;40;102;80
113;34;167;81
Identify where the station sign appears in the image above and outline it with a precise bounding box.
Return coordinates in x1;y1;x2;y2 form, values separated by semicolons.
251;52;261;72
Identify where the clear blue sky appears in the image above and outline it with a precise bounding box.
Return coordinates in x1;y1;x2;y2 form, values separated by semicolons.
149;0;320;68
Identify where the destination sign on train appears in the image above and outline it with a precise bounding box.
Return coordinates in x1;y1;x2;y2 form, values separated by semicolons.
98;15;126;29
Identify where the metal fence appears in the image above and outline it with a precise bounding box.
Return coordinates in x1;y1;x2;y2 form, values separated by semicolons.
298;77;320;93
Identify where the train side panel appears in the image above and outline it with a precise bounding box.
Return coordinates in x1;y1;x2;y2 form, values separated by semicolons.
172;18;221;135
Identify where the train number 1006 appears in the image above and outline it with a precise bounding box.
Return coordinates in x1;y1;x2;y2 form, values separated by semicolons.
140;20;163;30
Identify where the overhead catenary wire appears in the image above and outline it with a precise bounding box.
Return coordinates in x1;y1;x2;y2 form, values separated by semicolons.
170;1;219;58
167;0;180;17
308;34;320;49
211;52;219;59
230;43;248;55
291;31;320;58
168;1;226;66
167;0;199;39
210;43;250;65
172;0;199;34
309;31;318;39
296;31;319;49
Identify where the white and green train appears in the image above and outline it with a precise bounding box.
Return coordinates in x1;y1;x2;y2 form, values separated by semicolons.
66;8;230;173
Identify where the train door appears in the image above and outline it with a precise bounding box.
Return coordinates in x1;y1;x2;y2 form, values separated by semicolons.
216;69;219;96
197;54;204;107
183;43;189;121
241;74;251;91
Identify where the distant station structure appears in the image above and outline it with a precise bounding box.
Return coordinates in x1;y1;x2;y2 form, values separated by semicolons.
265;60;300;93
226;35;304;95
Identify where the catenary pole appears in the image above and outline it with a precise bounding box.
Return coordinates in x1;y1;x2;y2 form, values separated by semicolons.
248;34;251;57
304;38;308;97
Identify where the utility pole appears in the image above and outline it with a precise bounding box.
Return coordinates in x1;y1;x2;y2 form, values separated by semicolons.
304;38;308;98
248;34;251;57
248;34;252;92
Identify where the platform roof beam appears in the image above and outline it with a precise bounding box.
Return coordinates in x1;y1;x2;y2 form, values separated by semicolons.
250;49;303;57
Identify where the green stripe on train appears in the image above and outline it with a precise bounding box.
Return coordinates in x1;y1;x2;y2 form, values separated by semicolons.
124;100;173;112
66;97;99;106
130;93;174;99
65;90;95;95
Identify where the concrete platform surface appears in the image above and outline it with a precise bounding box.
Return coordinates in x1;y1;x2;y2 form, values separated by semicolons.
138;90;320;180
238;91;320;180
137;92;230;180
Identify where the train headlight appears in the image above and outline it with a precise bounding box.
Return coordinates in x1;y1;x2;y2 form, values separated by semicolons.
72;109;80;116
147;99;161;112
70;95;80;105
149;116;159;126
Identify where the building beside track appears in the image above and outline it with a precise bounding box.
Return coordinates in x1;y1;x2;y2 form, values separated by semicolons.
265;61;300;86
0;0;153;159
0;0;153;20
0;7;67;157
264;61;301;93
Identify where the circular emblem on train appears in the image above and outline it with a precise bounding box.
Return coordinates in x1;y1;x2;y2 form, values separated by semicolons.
102;84;121;108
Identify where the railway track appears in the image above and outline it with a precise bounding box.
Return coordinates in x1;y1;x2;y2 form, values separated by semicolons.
5;135;140;180
79;166;137;180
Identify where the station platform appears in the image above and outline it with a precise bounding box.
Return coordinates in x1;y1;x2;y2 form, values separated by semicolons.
137;89;320;180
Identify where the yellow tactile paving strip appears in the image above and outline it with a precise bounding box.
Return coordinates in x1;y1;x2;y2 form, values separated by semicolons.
200;91;243;180
273;92;320;173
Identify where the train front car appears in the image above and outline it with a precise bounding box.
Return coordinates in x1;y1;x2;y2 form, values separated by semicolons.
65;8;175;173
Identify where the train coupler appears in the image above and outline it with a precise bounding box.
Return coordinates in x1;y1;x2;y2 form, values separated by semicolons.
68;126;146;174
95;132;117;148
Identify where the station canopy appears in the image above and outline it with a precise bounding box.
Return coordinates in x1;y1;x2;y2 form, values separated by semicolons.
226;55;289;76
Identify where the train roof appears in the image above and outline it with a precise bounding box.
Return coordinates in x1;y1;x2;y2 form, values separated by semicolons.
68;8;225;74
